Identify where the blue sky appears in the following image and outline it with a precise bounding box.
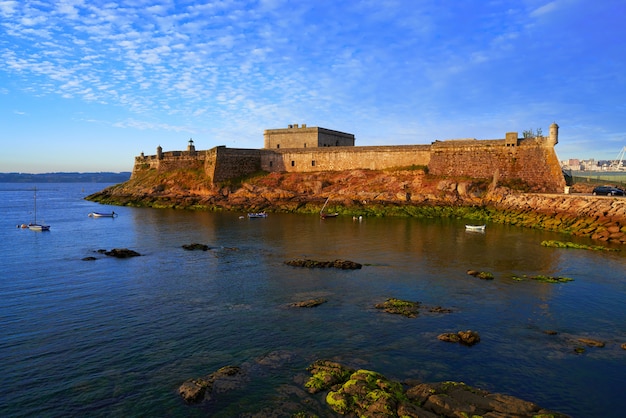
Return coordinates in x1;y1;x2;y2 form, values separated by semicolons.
1;0;624;173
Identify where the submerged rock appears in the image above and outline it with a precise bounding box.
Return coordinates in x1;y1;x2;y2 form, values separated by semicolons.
289;298;328;308
182;243;210;251
103;248;141;258
438;330;481;346
467;269;494;280
284;258;362;269
179;365;244;404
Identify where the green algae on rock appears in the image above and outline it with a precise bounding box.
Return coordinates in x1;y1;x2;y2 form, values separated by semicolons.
541;240;619;251
511;274;574;283
375;298;421;318
466;269;494;280
304;360;570;417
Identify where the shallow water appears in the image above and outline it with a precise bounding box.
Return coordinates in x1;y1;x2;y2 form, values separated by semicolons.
1;183;625;417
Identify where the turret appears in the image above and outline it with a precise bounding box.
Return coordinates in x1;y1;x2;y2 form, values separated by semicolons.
187;138;196;155
157;145;163;160
548;122;559;146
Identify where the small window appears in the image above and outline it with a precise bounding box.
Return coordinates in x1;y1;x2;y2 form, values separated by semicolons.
291;160;295;167
304;143;307;148
276;144;280;149
269;161;273;167
311;160;316;167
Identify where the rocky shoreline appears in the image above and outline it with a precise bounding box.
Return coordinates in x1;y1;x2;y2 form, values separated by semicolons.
87;168;626;244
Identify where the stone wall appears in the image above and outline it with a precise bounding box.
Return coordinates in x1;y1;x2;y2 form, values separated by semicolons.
204;146;264;183
428;138;565;192
260;145;431;173
132;151;206;178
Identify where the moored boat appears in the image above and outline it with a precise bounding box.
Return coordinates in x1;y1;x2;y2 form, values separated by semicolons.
465;224;486;232
88;211;118;218
247;212;268;218
27;187;50;231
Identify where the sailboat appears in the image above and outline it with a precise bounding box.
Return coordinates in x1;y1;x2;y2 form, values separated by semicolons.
28;187;50;231
320;196;339;219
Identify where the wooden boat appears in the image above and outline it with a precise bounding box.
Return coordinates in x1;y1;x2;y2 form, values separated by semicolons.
28;187;50;231
88;211;118;218
320;196;338;219
465;224;486;232
247;212;268;218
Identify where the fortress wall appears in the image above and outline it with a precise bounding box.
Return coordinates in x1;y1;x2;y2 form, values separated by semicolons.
260;145;431;173
132;153;205;178
428;141;565;192
205;146;263;183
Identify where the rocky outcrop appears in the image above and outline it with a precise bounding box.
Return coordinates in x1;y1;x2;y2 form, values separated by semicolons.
375;298;421;318
438;330;481;346
305;360;569;417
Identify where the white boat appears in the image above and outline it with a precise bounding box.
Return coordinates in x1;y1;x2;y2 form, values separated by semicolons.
465;224;486;232
247;212;268;218
28;187;50;231
88;211;118;218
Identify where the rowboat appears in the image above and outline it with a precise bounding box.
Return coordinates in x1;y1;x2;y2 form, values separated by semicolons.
320;196;338;219
88;211;118;218
247;212;268;218
465;224;486;232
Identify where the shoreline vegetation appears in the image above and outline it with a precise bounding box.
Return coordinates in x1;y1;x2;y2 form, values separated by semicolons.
86;167;626;245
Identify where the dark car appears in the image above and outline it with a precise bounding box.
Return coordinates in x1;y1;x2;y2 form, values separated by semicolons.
592;186;625;196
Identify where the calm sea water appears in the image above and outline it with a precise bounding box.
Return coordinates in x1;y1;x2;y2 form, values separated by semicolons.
1;183;625;417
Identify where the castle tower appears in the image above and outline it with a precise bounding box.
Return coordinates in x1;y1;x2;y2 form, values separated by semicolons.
157;145;163;160
187;138;196;155
548;122;559;146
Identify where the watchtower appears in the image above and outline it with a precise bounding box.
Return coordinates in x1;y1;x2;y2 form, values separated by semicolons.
548;122;559;146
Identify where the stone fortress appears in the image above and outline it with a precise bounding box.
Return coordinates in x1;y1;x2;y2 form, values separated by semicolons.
133;122;565;192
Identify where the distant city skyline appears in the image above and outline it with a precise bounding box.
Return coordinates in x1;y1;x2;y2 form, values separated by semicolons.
1;1;625;173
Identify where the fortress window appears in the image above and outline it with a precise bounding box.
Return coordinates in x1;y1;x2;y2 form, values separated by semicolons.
311;160;316;167
276;144;280;149
304;143;307;148
269;161;273;167
291;160;295;167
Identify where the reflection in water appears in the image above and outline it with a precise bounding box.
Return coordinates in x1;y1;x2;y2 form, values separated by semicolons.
2;185;626;417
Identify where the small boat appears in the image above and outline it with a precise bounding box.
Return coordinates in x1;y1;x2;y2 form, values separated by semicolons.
465;224;486;232
88;211;118;218
320;196;338;219
247;212;268;218
27;187;50;231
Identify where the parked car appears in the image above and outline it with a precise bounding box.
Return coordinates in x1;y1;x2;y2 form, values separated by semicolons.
592;186;625;196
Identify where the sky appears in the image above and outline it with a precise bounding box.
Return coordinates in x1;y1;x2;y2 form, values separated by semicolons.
1;0;625;173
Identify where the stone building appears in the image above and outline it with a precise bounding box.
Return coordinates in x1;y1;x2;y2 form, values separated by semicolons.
263;124;355;149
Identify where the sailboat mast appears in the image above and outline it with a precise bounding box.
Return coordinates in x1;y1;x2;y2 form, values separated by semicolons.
33;187;37;224
320;196;330;214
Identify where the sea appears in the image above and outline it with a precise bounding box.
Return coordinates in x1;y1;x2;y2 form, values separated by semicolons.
1;183;625;417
